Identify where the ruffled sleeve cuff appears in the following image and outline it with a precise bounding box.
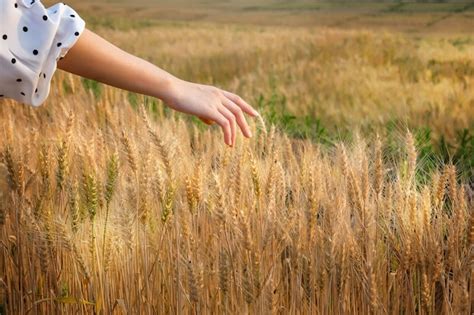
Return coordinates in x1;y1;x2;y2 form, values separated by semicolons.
31;2;86;106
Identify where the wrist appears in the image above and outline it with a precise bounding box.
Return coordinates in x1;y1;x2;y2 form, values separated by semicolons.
153;75;181;106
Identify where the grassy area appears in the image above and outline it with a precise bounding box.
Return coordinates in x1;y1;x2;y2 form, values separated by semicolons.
39;1;474;179
44;0;474;32
66;6;473;178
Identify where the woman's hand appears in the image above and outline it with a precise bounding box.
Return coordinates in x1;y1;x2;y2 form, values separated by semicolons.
162;78;259;147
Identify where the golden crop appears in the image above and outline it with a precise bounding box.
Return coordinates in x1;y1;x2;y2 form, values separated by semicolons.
1;2;473;314
0;77;472;313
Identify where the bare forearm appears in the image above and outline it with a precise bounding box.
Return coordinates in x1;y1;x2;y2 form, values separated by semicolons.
57;27;259;147
57;29;177;101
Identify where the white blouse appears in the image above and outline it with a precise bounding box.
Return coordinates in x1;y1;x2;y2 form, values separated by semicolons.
0;0;85;106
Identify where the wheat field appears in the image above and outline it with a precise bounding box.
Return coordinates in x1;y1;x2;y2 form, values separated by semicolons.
1;1;473;314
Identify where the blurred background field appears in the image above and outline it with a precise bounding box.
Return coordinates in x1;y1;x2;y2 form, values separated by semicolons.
47;0;474;31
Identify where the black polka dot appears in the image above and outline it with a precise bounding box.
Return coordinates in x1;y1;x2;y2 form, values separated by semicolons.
43;73;46;79
11;58;16;64
70;14;75;18
30;0;35;4
57;42;62;47
35;88;38;93
14;3;18;8
21;92;25;96
23;27;28;32
33;50;38;55
2;34;7;40
0;95;4;97
74;32;79;36
43;15;48;21
16;79;22;82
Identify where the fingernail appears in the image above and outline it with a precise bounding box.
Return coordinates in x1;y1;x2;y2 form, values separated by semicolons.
248;131;253;138
253;110;260;116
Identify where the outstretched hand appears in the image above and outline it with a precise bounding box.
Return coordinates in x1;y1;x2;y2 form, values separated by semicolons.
57;29;259;146
162;79;260;147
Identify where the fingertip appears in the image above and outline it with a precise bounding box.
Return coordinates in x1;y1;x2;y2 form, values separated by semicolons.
226;133;232;147
242;106;259;117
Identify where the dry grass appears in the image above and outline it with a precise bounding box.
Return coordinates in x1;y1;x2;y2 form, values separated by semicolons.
45;0;474;32
43;0;474;140
85;21;473;141
0;75;472;313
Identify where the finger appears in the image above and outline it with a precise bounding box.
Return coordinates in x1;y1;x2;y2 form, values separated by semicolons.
218;106;237;146
218;107;236;146
221;90;259;117
210;111;232;146
221;98;252;138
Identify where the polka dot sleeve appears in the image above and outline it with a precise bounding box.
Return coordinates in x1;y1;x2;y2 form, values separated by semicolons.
0;0;86;106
